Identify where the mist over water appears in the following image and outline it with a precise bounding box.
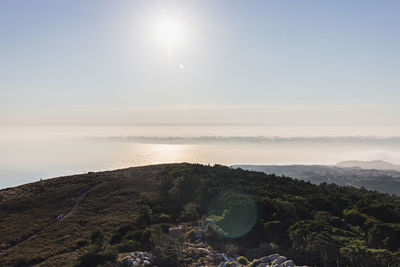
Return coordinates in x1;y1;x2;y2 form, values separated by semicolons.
1;124;400;189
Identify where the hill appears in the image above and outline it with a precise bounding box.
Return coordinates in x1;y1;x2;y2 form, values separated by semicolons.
1;163;400;266
234;164;400;195
336;160;400;171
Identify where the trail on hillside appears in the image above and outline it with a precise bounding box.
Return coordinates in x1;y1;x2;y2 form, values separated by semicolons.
61;181;106;220
0;181;107;254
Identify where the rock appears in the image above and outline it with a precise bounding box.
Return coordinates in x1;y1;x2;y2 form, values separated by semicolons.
213;253;225;262
260;256;271;263
258;263;269;267
272;256;287;265
197;248;210;255
282;260;294;267
197;241;205;247
268;254;280;261
222;254;231;262
247;259;259;267
143;259;150;265
219;263;227;267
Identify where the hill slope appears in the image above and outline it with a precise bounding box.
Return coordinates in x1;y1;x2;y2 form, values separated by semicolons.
234;164;400;195
336;160;400;171
1;163;400;266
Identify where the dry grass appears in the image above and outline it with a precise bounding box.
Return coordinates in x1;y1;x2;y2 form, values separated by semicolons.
0;164;172;266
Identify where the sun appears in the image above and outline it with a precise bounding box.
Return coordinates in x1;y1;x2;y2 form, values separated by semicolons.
155;15;185;53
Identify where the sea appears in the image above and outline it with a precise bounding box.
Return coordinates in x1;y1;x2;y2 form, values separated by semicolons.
1;124;400;189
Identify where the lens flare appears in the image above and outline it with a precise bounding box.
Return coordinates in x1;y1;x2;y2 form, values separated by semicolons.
207;190;258;238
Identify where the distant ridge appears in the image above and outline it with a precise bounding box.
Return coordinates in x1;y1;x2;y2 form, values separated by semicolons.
336;160;400;171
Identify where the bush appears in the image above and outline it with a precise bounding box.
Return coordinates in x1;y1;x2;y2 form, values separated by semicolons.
75;252;104;267
116;240;140;253
180;202;199;221
156;213;171;223
109;233;122;245
343;209;366;226
153;233;184;266
185;229;197;241
123;230;143;242
90;229;105;251
118;224;135;235
137;205;152;225
225;243;239;257
237;256;249;265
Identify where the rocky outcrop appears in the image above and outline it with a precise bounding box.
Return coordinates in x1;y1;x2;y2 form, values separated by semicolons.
220;253;307;267
118;223;308;267
118;251;155;266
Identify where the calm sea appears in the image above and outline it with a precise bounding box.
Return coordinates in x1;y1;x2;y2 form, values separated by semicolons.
1;125;400;189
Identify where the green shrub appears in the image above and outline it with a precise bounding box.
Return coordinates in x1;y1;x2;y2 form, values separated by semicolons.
225;243;239;257
123;230;143;242
75;252;104;267
180;202;199;221
100;248;118;262
90;229;105;251
118;224;135;235
185;229;197;241
153;233;184;266
237;256;249;265
156;213;171;223
137;205;152;225
343;209;366;226
109;232;122;245
116;240;140;253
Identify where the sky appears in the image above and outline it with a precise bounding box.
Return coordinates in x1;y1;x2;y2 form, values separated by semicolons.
1;0;399;126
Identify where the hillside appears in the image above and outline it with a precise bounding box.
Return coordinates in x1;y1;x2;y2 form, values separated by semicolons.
234;164;400;195
336;160;400;171
1;163;400;266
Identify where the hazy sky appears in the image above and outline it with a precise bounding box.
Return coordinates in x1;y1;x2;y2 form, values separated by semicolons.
1;0;399;126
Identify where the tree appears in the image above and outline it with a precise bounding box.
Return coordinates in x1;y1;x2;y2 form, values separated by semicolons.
137;205;152;225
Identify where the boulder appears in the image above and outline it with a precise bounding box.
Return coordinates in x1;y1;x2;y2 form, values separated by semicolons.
197;248;210;255
222;254;231;262
282;260;294;267
260;256;271;263
268;254;280;261
272;256;287;265
213;253;225;262
248;259;260;267
142;259;150;265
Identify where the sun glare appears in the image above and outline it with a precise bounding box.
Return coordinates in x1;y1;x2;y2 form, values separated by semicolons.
155;15;185;53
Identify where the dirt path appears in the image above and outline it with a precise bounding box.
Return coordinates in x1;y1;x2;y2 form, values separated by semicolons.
61;181;106;221
1;181;107;254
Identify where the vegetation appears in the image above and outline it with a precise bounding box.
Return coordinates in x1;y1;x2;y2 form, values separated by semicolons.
1;163;400;266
